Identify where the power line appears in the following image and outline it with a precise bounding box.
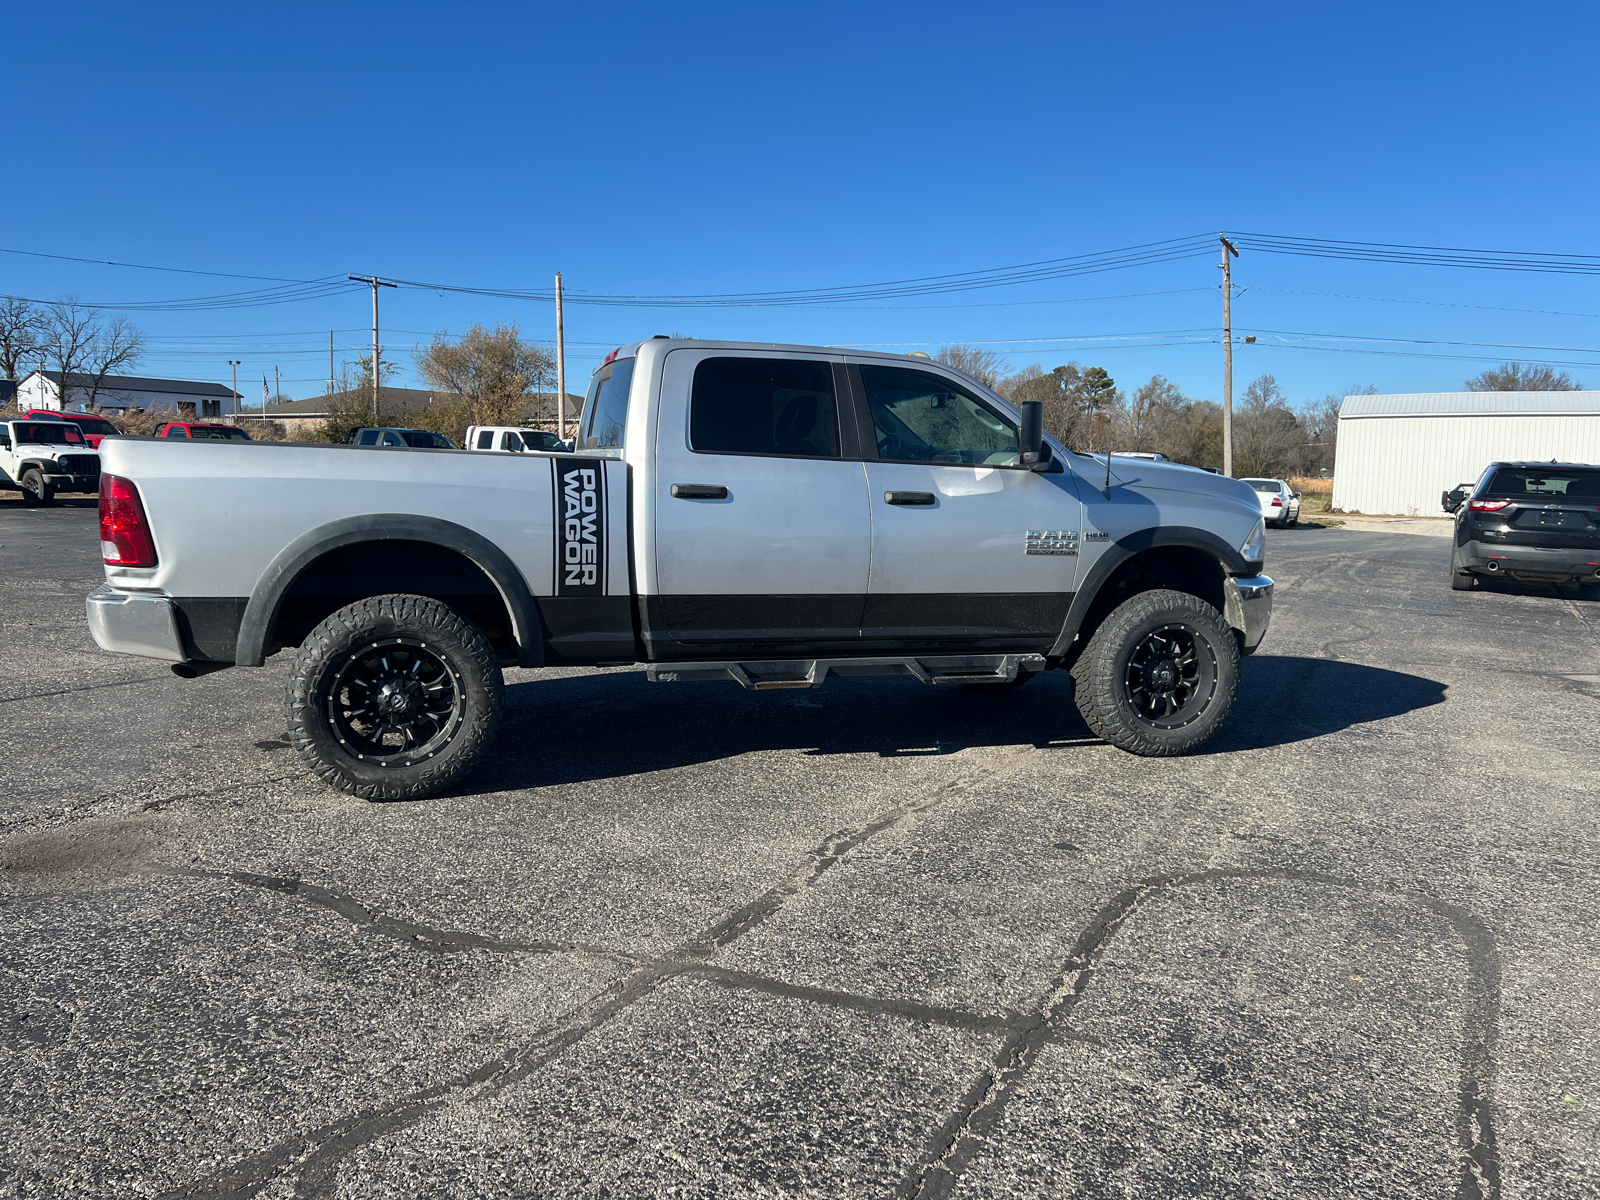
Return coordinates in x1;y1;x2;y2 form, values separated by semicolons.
1232;232;1600;277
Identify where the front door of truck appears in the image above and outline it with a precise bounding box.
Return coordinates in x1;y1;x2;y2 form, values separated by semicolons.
850;362;1082;652
650;349;871;658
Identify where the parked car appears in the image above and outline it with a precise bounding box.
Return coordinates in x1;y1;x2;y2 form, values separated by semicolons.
1450;461;1600;595
1441;482;1474;514
465;425;571;453
0;419;101;505
345;426;458;449
153;422;254;441
1240;477;1301;527
22;408;120;447
86;338;1273;799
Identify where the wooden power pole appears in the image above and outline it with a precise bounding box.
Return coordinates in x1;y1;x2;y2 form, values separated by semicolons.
555;272;567;440
348;275;396;422
1220;234;1239;478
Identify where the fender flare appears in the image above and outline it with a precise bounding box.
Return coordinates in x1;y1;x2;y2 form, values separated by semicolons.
234;514;544;668
1048;525;1256;658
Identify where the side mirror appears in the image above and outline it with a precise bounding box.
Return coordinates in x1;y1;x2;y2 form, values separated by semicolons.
1292;491;1301;499
1017;400;1051;470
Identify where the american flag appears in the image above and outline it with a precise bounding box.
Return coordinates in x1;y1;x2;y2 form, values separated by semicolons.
262;375;270;407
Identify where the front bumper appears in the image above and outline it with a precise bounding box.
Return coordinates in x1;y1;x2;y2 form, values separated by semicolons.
85;583;187;662
1224;574;1274;655
1462;542;1600;581
43;472;100;492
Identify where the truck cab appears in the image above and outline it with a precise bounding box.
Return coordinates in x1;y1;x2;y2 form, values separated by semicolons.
1;419;102;505
85;339;1272;800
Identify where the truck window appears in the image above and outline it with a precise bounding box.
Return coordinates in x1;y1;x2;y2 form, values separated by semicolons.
501;432;523;452
582;358;635;449
165;425;189;439
476;430;495;449
689;357;840;459
859;366;1019;467
357;429;380;446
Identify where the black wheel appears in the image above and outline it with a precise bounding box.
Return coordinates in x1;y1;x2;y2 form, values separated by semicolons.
1070;589;1239;756
20;469;53;507
286;594;503;800
1450;547;1477;590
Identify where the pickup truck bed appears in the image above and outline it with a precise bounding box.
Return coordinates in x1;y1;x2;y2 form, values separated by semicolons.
87;338;1272;799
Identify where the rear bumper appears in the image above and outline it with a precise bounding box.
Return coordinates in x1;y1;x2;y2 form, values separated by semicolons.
85;583;187;662
1461;542;1600;581
1224;574;1273;655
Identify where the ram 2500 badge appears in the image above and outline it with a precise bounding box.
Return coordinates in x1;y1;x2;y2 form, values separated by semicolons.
86;340;1273;799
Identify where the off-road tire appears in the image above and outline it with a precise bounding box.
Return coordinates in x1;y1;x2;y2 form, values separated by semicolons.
286;594;502;800
1070;588;1239;756
20;469;53;507
1450;547;1477;590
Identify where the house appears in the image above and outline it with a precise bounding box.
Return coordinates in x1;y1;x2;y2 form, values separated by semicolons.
18;371;240;418
1333;391;1600;515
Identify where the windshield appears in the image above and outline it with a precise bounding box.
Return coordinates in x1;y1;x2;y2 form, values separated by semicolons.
1243;479;1282;493
189;426;253;441
1482;466;1600;500
400;429;456;449
15;423;85;445
68;416;118;435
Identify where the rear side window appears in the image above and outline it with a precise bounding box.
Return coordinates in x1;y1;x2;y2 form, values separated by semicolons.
357;429;380;446
690;357;840;459
1483;467;1600;499
859;365;1017;466
582;358;635;449
165;426;189;439
476;430;494;449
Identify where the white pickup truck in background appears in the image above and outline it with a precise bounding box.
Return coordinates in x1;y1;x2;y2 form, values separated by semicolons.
86;338;1272;800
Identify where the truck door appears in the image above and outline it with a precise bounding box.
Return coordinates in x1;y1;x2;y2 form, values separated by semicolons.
850;362;1082;652
650;349;871;658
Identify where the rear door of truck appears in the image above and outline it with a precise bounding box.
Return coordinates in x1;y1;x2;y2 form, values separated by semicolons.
650;348;871;657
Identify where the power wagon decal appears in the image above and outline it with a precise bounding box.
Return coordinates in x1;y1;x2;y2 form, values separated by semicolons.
551;457;607;597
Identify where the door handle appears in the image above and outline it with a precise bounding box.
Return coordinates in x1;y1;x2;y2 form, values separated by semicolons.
885;491;936;506
671;483;728;499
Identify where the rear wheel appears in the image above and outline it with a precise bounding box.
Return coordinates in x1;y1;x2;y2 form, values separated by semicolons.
20;469;53;507
1450;547;1477;590
286;594;503;800
1070;589;1239;756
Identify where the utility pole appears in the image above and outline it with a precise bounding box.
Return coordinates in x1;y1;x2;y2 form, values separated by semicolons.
328;331;335;395
227;360;241;418
273;366;280;417
554;272;567;440
348;275;396;422
1219;234;1240;478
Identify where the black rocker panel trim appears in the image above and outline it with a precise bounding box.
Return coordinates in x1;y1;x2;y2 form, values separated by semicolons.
536;596;639;665
637;592;1070;662
236;515;543;669
171;597;250;663
1047;525;1254;658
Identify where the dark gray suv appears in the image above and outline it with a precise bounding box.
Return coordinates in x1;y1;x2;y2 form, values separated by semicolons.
1451;461;1600;595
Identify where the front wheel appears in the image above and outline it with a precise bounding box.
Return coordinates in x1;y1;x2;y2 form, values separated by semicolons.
286;594;503;800
20;469;53;507
1070;589;1240;756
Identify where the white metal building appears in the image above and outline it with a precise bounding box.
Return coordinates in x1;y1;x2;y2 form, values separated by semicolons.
1333;391;1600;515
16;370;240;417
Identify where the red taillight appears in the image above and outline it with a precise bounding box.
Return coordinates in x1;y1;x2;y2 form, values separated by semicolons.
99;475;158;567
1270;497;1283;507
1468;499;1511;512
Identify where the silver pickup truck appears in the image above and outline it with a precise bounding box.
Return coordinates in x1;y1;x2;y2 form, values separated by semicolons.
86;339;1273;799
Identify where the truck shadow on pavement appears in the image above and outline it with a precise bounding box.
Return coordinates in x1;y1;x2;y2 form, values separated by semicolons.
482;655;1446;791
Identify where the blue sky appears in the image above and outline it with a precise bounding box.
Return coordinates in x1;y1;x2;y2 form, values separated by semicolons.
4;1;1598;406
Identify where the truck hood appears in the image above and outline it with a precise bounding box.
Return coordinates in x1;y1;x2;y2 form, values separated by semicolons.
1085;454;1260;507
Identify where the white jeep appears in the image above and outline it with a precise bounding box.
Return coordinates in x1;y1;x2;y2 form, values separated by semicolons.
0;419;102;505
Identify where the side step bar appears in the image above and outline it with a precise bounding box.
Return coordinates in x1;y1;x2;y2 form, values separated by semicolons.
646;654;1046;691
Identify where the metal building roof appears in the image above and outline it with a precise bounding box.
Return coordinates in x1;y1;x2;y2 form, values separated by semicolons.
1340;391;1600;418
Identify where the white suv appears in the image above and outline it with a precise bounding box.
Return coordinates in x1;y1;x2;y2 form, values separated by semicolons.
1241;477;1301;527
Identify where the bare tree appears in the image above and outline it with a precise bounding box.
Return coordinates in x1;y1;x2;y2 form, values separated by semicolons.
414;321;555;428
0;297;45;381
1233;374;1307;478
935;344;1005;388
1465;361;1581;391
39;299;144;409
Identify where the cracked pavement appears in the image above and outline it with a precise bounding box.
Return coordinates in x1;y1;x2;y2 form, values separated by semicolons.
1;501;1597;1198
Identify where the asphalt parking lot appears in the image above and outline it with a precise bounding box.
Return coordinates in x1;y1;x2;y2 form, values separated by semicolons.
2;500;1597;1199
